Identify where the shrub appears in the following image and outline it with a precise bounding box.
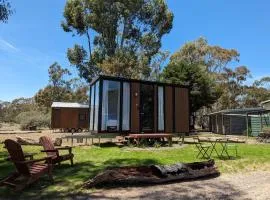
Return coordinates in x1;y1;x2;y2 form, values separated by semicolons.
15;111;50;130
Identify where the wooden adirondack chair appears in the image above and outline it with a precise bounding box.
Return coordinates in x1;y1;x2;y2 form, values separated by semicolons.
0;139;53;191
39;136;74;166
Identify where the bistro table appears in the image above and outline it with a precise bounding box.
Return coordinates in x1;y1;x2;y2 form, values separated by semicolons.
199;137;238;158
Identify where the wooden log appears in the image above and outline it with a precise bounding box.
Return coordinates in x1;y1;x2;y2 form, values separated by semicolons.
83;160;219;188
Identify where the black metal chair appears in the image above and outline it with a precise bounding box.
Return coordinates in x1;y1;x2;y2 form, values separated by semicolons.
219;138;238;158
193;136;212;159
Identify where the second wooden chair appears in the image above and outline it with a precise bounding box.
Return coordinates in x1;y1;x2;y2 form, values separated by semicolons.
39;136;74;166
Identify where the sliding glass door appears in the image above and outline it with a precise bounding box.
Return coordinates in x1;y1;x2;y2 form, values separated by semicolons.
140;84;154;132
101;80;130;132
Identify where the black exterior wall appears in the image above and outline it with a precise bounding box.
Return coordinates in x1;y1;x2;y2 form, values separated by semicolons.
89;75;190;134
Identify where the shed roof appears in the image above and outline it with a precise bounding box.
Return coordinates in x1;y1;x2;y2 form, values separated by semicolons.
260;99;270;105
208;107;266;115
51;102;89;108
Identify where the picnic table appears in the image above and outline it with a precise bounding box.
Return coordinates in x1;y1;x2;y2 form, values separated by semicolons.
127;133;173;146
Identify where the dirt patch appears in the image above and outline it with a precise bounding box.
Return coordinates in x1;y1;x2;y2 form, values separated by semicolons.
89;171;270;200
0;129;71;144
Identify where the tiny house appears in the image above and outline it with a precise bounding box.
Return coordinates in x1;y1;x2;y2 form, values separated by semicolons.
51;102;89;132
89;76;190;134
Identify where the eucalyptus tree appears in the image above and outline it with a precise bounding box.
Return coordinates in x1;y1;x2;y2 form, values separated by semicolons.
170;37;240;73
61;0;173;82
0;0;13;23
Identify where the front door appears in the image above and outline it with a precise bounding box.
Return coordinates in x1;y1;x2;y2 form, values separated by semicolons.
140;84;154;132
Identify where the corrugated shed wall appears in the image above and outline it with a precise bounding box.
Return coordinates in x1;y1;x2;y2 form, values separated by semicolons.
216;114;222;134
223;115;230;134
250;116;261;136
209;112;270;136
229;116;246;135
262;114;270;127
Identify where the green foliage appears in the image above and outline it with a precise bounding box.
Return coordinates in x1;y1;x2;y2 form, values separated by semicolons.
48;62;71;88
170;37;239;73
162;62;221;113
149;50;170;81
165;37;243;123
0;98;35;123
35;84;89;110
0;0;13;23
217;66;251;109
253;76;270;90
15;111;50;130
34;62;89;110
97;49;149;79
62;0;173;82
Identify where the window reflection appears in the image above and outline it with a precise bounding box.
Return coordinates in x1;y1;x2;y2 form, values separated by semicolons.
89;85;95;131
94;81;99;131
102;80;120;131
122;82;130;130
158;86;164;131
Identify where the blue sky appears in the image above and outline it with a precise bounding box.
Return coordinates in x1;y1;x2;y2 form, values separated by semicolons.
0;0;269;101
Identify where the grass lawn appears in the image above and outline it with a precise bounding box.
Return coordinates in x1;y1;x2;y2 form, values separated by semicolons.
0;142;270;199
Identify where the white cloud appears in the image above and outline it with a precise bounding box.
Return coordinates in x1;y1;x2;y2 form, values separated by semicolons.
0;39;19;52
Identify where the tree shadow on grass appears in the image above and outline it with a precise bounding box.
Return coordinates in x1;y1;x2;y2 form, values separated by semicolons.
103;157;160;168
0;151;15;179
0;160;98;199
0;157;161;199
92;142;124;148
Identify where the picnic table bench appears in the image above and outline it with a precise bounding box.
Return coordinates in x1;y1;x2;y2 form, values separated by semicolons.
127;133;173;146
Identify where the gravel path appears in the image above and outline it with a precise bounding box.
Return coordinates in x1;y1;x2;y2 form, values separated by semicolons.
89;171;270;200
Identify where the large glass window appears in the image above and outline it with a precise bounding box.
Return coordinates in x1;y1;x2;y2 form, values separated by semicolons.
101;80;120;131
158;86;164;131
122;82;130;130
89;85;95;131
94;81;99;131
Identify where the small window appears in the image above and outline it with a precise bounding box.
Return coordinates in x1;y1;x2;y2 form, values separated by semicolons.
79;114;86;121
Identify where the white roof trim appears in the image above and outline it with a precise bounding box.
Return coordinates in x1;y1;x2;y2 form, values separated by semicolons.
51;102;89;108
260;99;270;105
